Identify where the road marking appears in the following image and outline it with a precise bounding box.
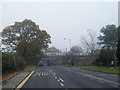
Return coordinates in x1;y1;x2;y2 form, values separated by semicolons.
41;72;44;76
66;69;120;86
33;72;49;76
97;80;104;83
85;74;92;77
59;78;64;82
110;84;118;88
45;73;48;76
53;74;55;77
55;77;57;79
38;73;41;76
99;74;106;76
88;77;94;79
16;71;34;89
60;83;64;87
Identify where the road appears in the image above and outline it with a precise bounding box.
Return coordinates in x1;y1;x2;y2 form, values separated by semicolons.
21;66;119;89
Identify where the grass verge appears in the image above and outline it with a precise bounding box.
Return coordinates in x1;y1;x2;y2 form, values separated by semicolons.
63;65;93;67
63;65;119;75
23;65;36;72
80;67;120;75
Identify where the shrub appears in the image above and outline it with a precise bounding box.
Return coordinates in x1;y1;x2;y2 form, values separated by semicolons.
16;56;26;70
2;52;15;74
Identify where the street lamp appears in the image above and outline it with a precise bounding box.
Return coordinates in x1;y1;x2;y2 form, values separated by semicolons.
64;38;73;65
64;38;71;50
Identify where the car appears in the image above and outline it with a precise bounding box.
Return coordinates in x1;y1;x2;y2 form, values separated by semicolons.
38;61;44;66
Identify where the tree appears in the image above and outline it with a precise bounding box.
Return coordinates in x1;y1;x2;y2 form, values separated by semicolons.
2;19;51;64
98;24;118;67
2;52;14;73
116;26;120;65
70;46;83;56
81;29;99;56
95;47;107;66
95;47;115;66
46;47;61;53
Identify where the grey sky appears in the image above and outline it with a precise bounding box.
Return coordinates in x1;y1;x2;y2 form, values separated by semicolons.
1;2;118;51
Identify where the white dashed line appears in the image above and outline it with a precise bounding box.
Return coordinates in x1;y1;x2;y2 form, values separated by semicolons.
59;78;64;82
60;83;64;87
55;77;57;79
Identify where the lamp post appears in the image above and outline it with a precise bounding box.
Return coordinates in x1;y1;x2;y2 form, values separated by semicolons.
64;38;72;65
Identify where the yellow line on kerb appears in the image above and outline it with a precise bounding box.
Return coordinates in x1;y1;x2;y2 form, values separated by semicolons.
15;71;34;89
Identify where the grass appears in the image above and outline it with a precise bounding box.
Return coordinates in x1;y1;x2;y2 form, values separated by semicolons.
63;65;93;67
23;65;36;72
63;65;119;75
80;67;120;75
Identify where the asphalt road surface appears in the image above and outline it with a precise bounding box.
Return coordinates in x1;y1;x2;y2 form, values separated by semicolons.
21;66;119;89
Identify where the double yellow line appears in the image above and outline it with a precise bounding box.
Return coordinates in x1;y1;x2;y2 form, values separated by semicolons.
15;71;34;90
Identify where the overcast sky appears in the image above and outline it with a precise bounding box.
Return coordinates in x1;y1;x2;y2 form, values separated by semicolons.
1;2;118;51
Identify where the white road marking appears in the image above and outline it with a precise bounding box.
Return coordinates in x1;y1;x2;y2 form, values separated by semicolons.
97;80;104;83
38;73;41;76
85;74;92;77
55;77;57;79
66;69;120;86
110;84;118;88
41;72;44;76
88;77;94;79
59;78;64;82
60;83;64;87
99;74;106;76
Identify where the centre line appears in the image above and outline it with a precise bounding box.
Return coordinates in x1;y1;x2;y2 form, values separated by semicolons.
60;83;64;87
55;77;57;79
59;78;64;82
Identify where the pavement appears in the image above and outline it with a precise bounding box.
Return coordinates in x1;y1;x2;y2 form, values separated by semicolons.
20;66;119;89
2;72;29;90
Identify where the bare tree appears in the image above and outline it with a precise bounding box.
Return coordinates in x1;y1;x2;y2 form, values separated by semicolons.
70;45;83;56
80;29;99;56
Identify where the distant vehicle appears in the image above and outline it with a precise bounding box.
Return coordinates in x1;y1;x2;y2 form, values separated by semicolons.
38;61;44;66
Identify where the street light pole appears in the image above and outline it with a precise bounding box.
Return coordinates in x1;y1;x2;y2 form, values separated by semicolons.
64;38;72;65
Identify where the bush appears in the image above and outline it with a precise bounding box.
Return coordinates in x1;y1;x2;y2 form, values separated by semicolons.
16;56;26;70
2;52;15;74
2;52;27;74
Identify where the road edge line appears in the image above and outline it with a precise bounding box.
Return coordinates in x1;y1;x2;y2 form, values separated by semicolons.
15;71;34;89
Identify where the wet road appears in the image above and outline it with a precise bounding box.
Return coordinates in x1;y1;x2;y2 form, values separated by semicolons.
21;66;119;89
